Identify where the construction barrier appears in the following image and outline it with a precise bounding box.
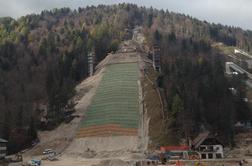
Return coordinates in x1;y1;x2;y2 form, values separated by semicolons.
160;146;190;152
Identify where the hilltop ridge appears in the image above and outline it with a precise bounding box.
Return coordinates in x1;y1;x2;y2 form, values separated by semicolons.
0;4;251;164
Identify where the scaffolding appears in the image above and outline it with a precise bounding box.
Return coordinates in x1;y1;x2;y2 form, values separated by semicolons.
88;52;95;76
152;45;161;72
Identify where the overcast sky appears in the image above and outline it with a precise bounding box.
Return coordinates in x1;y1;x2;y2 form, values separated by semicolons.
0;0;251;30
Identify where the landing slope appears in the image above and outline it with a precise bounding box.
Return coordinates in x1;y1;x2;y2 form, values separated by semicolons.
66;40;145;154
76;63;139;137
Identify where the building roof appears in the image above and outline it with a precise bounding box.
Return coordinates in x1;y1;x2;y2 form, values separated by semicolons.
192;131;210;149
0;138;8;143
160;146;190;152
192;131;224;149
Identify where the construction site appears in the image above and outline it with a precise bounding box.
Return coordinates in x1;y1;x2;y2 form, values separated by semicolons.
3;28;252;166
5;28;148;166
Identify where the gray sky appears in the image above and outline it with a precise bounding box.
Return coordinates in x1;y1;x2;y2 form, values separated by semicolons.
0;0;252;30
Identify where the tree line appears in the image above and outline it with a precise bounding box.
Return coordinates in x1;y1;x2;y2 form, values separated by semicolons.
0;3;252;152
146;29;251;146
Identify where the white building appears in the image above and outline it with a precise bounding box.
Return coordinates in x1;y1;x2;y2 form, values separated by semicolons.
192;131;224;159
0;138;8;159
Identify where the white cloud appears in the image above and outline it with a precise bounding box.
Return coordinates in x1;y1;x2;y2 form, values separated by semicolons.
0;0;251;30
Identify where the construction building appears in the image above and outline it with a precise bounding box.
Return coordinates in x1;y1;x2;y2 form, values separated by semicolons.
0;138;8;159
152;44;161;72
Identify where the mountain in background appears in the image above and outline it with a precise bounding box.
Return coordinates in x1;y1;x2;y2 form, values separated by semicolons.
0;3;251;152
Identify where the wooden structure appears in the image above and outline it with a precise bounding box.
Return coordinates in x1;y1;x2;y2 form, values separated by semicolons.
0;138;7;159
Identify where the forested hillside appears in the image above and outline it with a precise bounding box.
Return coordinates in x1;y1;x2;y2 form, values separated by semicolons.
0;4;251;152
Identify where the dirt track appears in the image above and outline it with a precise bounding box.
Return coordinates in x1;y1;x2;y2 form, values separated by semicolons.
23;66;105;158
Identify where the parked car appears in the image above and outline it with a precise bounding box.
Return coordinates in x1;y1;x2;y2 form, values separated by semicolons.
43;149;55;155
146;154;159;161
27;159;41;166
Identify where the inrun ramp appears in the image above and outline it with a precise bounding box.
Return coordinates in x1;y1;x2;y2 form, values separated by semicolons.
76;63;139;137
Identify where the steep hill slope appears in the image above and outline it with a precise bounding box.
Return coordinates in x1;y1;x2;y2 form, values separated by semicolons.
1;4;252;152
22;30;150;166
66;39;146;155
76;63;139;137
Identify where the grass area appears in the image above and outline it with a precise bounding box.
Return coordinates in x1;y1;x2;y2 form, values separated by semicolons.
212;42;235;55
80;63;139;129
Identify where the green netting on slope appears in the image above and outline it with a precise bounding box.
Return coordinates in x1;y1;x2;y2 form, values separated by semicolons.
80;63;139;129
